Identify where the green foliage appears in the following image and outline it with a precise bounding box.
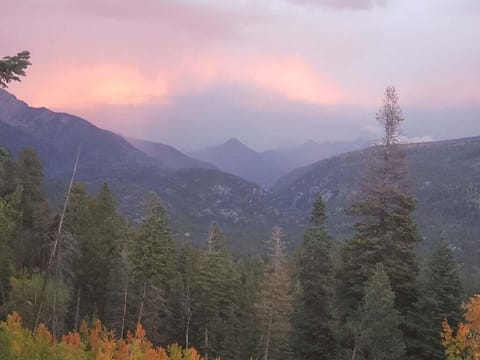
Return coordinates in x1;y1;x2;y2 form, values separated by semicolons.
350;264;405;360
408;242;464;359
0;51;31;88
8;272;71;333
16;147;51;269
0;187;21;315
66;182;126;327
132;192;174;283
190;223;243;360
130;191;176;342
338;88;420;323
0;129;474;360
291;195;337;359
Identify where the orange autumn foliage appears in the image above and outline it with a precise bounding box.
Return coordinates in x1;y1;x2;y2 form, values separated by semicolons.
442;294;480;360
0;312;207;360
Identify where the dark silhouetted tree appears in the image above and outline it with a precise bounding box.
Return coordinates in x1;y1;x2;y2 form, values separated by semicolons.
291;195;337;359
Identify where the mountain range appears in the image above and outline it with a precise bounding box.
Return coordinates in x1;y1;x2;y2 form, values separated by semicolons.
2;88;480;270
126;137;215;171
0;89;282;249
190;137;369;188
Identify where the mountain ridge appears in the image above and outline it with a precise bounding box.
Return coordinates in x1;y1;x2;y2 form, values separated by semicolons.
191;137;370;188
126;137;216;171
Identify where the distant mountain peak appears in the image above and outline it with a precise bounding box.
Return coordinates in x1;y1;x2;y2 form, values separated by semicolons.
224;137;246;147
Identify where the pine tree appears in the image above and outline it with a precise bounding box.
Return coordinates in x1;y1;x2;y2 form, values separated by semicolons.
256;226;293;360
0;51;31;88
338;87;419;319
103;227;132;336
64;183;125;329
0;189;21;319
351;264;405;360
15;147;50;269
173;244;199;348
408;242;464;359
130;192;175;342
291;195;337;359
192;223;241;360
235;255;263;359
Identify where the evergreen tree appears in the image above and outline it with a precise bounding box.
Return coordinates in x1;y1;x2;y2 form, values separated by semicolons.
351;264;405;360
0;51;31;88
15;147;50;269
0;147;20;318
235;255;263;359
256;226;293;360
192;223;241;360
172;244;200;348
0;146;17;197
408;242;464;359
291;195;337;359
338;87;419;319
0;189;21;319
65;183;125;329
103;232;131;337
130;192;175;343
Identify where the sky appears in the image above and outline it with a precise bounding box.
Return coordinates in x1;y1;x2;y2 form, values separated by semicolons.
1;0;480;151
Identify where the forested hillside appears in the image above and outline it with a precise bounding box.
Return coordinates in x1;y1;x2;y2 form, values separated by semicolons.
272;136;480;269
0;89;285;248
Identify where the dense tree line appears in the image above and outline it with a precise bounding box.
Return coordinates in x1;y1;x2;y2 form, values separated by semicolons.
0;64;477;359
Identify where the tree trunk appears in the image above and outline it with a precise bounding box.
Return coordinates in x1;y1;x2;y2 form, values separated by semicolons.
137;280;147;325
185;313;191;348
204;327;209;360
351;343;357;360
264;311;273;360
0;284;7;319
74;287;81;331
51;288;58;338
120;278;128;338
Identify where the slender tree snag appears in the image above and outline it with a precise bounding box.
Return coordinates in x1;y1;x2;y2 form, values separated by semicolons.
137;280;147;325
256;226;292;360
33;147;80;332
120;278;128;338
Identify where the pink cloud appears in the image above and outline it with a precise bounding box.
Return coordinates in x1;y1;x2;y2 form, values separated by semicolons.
11;51;341;110
11;62;169;109
287;0;388;10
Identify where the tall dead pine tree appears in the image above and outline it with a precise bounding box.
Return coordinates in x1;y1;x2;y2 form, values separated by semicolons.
338;86;419;320
256;226;292;360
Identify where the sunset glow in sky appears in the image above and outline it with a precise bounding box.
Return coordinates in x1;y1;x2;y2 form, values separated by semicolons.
2;0;480;150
